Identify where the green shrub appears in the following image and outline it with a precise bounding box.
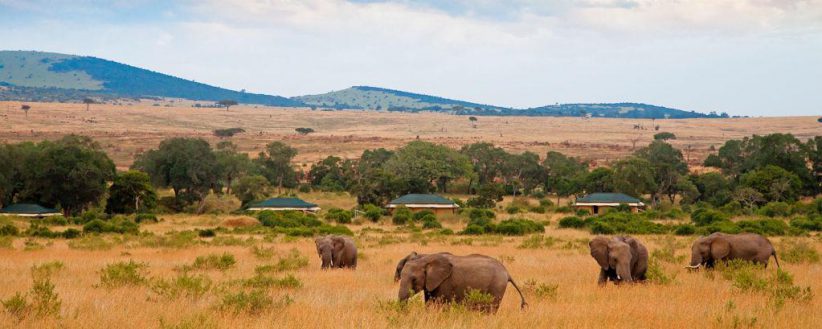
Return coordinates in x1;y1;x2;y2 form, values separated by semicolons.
25;224;60;238
0;224;19;236
737;219;788;236
392;206;411;225
220;289;273;314
151;273;212;299
462;225;486;235
558;216;585;229
362;204;383;222
575;209;591;217
495;219;544;235
674;224;696;235
324;208;353;224
98;260;149;288
586;212;670;235
779;239;820;264
271;249;309;272
646;258;676;285
758;202;793;218
197;229;216;238
61;228;81;239
789;215;822;231
31;261;64;282
258;211;322;228
421;215;442;229
529;206;546;214
555;206;573;213
2;292;29;320
41;216;68;226
135;213;158;223
691;208;730;226
505;205;524;214
412;210;435;222
83;217;139;234
29;278;61;317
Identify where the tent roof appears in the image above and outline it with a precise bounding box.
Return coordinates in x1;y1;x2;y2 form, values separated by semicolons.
576;193;643;204
388;194;456;206
249;198;318;209
0;203;60;214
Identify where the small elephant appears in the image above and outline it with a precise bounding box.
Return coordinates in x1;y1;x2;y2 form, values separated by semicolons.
686;232;780;269
396;253;527;312
314;235;357;269
589;236;648;285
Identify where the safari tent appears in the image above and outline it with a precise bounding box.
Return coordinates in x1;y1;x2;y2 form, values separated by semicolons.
387;194;459;215
247;197;320;213
0;203;62;217
573;193;645;215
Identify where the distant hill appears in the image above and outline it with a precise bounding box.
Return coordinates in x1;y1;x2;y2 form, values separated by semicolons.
0;51;301;106
292;86;505;111
293;86;723;118
1;50;725;118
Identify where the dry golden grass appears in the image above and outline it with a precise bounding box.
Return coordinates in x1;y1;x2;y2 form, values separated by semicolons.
2;101;820;170
1;204;820;328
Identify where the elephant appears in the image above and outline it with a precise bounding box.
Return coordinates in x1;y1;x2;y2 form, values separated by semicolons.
589;235;648;285
314;235;357;269
396;252;527;312
393;251;452;282
686;232;780;269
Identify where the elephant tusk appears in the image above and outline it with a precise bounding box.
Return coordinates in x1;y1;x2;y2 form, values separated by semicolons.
684;264;701;269
616;275;622;280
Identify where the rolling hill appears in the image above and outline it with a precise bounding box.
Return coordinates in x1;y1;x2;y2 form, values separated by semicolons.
0;50;724;118
0;50;301;106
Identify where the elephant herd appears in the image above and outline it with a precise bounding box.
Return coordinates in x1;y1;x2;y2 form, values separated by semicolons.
315;232;780;312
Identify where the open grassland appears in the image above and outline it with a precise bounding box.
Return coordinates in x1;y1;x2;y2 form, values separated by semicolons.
1;101;819;170
0;195;820;328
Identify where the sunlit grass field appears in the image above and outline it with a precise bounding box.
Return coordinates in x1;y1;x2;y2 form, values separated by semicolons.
0;195;819;328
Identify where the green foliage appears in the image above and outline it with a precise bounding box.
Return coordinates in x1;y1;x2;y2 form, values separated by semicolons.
151;273;212;300
674;224;696;235
2;292;30;321
789;215;822;231
646;258;676;285
363;204;383;222
690;208;730;226
421;216;442;229
324;208;353;224
462;217;543;236
713;260;813;308
31;261;64;282
411;210;435;222
653;132;676;140
757;202;793;217
135;213;158;223
0;224;19;236
219;289;272;314
83;216;140;234
106;170;158;214
213;127;245;138
586;212;671;235
558;216;585;228
462;289;495;309
260;248;309;272
133;137;219;206
392;206;412;225
740;165;803;203
233;175;270;206
258;211;322;228
98;260;149;288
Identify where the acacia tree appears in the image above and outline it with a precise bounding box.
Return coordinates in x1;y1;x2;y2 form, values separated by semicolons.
132;138;219;205
295;127;315;135
542;151;587;203
383;141;473;193
635;140;688;204
460;142;508;193
217;100;238;111
214;141;253;195
21;104;30;118
83;98;96;111
233;175;270;206
611;157;655;198
255;141;298;191
105;170;157;214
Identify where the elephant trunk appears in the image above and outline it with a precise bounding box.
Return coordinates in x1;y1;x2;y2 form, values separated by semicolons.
687;251;703;269
616;262;632;284
321;250;333;269
398;277;413;302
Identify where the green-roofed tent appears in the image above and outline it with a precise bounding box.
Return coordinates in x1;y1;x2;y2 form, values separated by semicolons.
247;198;320;213
573;193;645;215
0;203;62;217
387;194;459;215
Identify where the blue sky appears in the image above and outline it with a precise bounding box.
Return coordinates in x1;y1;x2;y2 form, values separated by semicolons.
1;0;821;116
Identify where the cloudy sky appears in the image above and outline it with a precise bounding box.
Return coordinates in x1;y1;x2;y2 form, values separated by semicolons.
1;0;821;116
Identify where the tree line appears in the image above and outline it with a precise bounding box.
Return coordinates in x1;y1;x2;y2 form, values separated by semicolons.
1;133;820;216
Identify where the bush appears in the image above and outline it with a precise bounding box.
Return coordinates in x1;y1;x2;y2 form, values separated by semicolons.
26;224;61;238
135;213;158;223
197;229;216;238
421;216;442;229
467;208;495;221
392;206;412;225
325;208;353;224
789;215;822;231
462;225;486;235
191;253;237;271
61;228;81;239
555;206;573;213
0;224;18;236
82;217;139;234
258;211;322;228
779;239;820;264
529;206;546;214
362;204;383;222
98;260;149;288
758;202;793;218
220;289;273;315
585;212;671;235
412;210;435;222
505;205;524;214
737;219;789;236
151;273;212;300
558;216;585;228
41;216;68;226
494;219;544;235
691;208;730;226
199;194;241;214
674;224;696;235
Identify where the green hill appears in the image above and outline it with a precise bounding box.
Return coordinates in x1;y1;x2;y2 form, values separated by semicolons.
0;51;301;106
292;86;504;111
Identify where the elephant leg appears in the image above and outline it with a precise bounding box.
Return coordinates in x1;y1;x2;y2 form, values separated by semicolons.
598;269;608;286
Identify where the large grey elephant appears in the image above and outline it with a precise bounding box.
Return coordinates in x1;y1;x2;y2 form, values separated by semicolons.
686;232;780;269
314;235;357;269
396;253;527;312
393;251;452;282
589;236;648;285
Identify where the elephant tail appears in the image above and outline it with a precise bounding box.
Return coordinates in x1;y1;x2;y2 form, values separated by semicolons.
508;277;528;310
772;250;781;269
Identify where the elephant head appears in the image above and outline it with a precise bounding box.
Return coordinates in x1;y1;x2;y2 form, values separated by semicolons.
687;233;730;269
589;236;633;283
394;252;419;282
315;236;347;269
398;254;452;302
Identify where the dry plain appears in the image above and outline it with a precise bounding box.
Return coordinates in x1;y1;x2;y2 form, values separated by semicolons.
1;102;821;328
1;101;820;170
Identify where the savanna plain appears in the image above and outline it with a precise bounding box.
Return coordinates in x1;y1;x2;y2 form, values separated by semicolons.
0;102;820;328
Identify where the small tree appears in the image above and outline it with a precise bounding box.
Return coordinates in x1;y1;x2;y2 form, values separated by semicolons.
83;98;96;111
295;127;315;135
653;132;676;141
21;104;31;118
469;116;478;128
106;170;158;214
217;100;238;111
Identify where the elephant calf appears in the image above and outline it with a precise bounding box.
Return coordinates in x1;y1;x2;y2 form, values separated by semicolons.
396;252;527;312
686;232;780;269
314;235;357;269
589;236;648;285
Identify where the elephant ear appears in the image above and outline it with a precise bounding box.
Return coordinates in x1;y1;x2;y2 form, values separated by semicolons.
424;255;453;291
710;237;731;260
589;237;610;270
